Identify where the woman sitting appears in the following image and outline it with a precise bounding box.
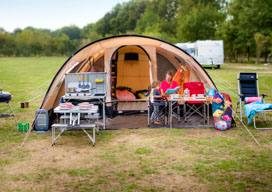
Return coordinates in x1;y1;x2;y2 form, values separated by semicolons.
160;71;178;95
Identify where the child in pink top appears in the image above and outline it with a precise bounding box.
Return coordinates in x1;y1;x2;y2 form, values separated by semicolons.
160;71;178;95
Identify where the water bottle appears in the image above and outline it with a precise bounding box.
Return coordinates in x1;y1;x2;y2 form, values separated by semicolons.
184;88;190;98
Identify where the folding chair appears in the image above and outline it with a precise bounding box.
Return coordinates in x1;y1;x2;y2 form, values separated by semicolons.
147;96;168;127
183;82;205;124
236;73;267;120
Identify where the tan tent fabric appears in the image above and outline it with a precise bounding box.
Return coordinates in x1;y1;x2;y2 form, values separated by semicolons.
39;35;216;112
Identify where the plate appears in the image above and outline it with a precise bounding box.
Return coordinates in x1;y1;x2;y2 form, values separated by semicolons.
79;108;89;110
60;107;70;110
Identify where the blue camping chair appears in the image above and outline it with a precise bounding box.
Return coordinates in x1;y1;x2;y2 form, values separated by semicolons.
236;73;268;124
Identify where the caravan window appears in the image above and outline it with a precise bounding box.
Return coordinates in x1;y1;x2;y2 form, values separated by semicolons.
187;48;195;56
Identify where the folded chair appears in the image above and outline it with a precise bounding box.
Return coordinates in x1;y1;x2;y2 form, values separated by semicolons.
236;73;267;120
148;96;168;127
183;82;205;124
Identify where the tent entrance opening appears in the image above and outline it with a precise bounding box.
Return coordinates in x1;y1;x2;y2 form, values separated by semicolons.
111;45;151;112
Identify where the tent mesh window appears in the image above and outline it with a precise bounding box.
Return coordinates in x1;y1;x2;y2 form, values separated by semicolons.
125;53;138;61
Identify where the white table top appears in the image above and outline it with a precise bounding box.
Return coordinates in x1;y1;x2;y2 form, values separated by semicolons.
167;97;212;103
63;94;105;100
54;105;99;113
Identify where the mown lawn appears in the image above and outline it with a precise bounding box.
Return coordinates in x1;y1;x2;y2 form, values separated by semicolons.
0;57;272;192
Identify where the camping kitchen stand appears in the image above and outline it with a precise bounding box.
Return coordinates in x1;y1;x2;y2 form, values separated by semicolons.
63;72;107;130
52;105;99;146
51;72;107;146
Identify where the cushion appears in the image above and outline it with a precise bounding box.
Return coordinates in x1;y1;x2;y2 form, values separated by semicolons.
245;97;263;104
116;89;136;100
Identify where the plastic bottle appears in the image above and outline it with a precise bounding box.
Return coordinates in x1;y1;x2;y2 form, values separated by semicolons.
184;88;190;98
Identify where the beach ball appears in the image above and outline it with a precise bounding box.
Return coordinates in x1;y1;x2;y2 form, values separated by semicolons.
215;120;228;131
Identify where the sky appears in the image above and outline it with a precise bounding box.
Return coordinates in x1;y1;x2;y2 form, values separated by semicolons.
0;0;129;32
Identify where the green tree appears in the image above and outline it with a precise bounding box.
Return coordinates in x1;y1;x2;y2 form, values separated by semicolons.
254;33;270;64
95;0;148;36
216;0;272;61
56;25;81;40
135;0;179;42
95;3;122;36
81;23;102;42
177;2;225;42
13;28;22;35
0;32;16;56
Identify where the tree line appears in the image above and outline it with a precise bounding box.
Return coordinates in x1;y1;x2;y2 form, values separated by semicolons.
0;0;271;62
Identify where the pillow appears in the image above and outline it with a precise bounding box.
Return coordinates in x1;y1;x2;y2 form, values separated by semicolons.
135;89;149;99
245;97;263;104
116;89;136;100
137;93;146;99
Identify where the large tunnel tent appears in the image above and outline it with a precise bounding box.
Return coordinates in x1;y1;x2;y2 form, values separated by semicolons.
39;35;216;122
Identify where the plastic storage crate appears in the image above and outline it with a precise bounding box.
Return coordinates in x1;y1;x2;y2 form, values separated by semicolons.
18;122;29;132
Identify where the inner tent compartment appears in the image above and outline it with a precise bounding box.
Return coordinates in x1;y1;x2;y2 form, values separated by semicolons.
111;46;151;97
111;46;151;112
110;45;180;113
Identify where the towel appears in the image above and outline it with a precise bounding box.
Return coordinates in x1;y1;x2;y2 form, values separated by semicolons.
244;101;272;124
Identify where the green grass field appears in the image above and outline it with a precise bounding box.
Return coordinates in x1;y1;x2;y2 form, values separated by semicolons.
0;57;272;191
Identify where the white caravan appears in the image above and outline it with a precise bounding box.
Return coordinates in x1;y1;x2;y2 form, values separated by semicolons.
175;42;195;57
176;40;224;68
194;40;224;68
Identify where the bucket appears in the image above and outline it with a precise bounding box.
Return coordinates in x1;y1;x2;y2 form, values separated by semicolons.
25;102;29;108
18;122;29;132
20;102;25;108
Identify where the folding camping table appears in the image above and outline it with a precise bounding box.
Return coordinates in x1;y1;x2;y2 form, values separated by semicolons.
63;94;106;130
52;105;99;146
168;97;211;128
